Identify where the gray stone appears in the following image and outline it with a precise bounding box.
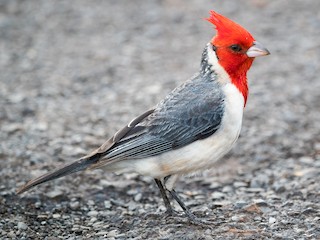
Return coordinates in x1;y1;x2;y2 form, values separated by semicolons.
52;214;61;219
87;210;98;217
17;222;28;230
69;201;80;210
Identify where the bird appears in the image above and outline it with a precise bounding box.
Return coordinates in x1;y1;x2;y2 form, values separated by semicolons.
17;10;270;224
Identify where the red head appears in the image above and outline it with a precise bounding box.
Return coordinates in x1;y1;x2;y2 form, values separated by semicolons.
206;11;269;104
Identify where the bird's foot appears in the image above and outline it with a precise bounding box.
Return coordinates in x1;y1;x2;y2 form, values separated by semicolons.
164;208;179;218
187;215;213;226
182;210;213;226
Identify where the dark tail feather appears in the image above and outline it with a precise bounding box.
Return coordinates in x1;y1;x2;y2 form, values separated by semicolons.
16;154;101;194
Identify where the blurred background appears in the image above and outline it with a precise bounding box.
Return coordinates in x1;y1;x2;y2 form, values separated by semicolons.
0;0;319;239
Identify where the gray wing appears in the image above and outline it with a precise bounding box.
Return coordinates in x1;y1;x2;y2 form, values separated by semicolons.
91;74;225;167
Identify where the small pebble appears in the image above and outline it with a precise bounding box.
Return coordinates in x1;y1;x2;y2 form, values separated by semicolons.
233;181;247;188
37;214;48;219
52;213;61;219
134;193;142;202
254;199;268;206
92;221;104;229
273;183;286;193
127;201;137;211
211;191;225;199
298;156;314;164
17;222;28;230
34;201;42;208
212;200;231;206
87;210;98;217
269;217;277;224
231;216;240;221
254;216;262;221
107;229;118;237
222;185;233;193
104;200;112;209
234;200;247;209
7;231;16;238
69;201;80;210
246;188;264;193
209;182;220;189
46;190;63;198
95;231;109;236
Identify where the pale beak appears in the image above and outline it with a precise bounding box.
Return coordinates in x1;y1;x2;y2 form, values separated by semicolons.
246;41;270;58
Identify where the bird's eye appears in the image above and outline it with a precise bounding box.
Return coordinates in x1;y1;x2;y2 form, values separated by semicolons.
212;45;217;51
230;44;242;52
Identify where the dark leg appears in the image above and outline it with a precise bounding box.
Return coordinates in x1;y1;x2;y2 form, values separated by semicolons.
169;189;211;225
168;189;198;221
154;179;174;215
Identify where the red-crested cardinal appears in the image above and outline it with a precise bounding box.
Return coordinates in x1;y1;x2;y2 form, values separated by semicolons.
17;11;270;224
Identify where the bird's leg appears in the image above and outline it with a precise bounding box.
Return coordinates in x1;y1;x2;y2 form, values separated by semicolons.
168;189;197;221
154;178;174;216
169;189;211;225
155;178;211;225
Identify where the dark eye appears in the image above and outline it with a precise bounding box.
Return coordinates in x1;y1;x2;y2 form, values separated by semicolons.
230;44;242;52
212;45;217;51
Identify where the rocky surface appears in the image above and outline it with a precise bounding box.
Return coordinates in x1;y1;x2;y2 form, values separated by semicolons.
1;0;319;239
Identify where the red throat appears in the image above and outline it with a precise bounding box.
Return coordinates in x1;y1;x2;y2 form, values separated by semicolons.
230;72;249;106
219;57;253;106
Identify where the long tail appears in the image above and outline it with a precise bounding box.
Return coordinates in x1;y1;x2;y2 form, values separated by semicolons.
16;154;101;194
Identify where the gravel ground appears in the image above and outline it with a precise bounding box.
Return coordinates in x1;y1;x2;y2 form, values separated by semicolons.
1;0;320;239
